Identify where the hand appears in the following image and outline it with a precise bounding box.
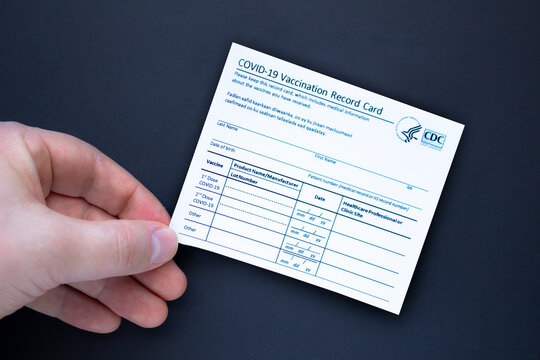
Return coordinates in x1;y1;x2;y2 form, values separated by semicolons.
0;122;186;332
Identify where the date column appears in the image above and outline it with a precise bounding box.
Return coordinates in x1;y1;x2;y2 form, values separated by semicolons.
276;184;342;275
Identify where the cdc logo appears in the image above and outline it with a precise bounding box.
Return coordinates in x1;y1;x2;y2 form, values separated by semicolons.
421;129;446;150
396;117;422;143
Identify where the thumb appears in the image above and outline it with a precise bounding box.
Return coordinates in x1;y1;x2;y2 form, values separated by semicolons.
46;216;178;284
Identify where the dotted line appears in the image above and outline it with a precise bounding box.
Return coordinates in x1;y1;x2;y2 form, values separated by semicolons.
226;186;293;208
219;203;288;225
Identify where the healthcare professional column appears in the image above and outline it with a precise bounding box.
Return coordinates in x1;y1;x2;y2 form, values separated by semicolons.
316;195;407;303
179;152;233;241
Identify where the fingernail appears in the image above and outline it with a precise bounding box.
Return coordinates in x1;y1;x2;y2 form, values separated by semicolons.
151;227;178;264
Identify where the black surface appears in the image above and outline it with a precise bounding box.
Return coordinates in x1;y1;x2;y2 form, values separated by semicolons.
0;1;538;359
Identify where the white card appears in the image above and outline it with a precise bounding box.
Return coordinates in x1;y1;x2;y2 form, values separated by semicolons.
170;43;464;314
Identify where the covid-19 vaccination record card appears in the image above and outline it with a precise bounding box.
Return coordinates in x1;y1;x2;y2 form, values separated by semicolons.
170;43;464;314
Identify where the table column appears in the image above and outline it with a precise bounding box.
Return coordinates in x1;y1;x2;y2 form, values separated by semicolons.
206;159;301;261
316;195;409;301
276;184;342;275
180;152;232;241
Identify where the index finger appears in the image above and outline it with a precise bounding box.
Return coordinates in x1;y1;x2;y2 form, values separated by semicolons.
30;126;170;223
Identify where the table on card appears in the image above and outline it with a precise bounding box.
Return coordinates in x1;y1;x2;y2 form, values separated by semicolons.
178;150;415;303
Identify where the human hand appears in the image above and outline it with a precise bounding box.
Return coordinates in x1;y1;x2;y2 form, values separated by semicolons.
0;122;186;332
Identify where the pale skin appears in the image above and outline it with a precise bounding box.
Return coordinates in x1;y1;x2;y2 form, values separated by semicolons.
0;122;187;332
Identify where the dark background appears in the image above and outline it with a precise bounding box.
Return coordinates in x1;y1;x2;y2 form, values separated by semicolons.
0;1;538;359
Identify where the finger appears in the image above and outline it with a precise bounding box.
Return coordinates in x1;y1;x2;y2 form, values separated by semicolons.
26;285;121;333
45;195;186;300
70;276;168;328
28;126;170;223
46;192;114;221
45;211;178;284
134;261;188;301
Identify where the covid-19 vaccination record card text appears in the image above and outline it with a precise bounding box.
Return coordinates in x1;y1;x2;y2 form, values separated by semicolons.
170;43;464;314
